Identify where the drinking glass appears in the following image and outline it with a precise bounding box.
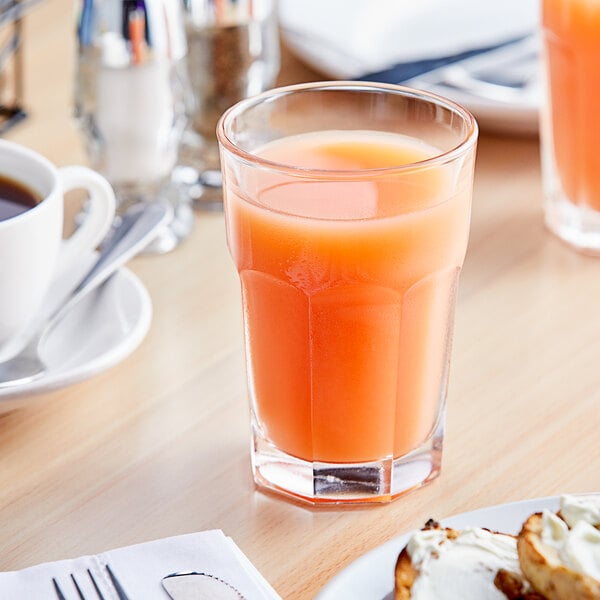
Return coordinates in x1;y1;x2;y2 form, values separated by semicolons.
218;82;478;504
74;0;194;254
542;0;600;253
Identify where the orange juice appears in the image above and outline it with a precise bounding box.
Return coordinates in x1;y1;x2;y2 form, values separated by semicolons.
543;0;600;210
224;130;472;464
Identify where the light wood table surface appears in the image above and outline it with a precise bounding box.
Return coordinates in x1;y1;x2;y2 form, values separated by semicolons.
1;2;599;598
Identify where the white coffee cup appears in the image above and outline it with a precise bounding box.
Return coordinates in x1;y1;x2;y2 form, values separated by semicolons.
0;139;116;361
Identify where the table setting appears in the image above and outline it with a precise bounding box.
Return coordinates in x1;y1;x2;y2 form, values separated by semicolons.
0;0;598;599
278;0;540;135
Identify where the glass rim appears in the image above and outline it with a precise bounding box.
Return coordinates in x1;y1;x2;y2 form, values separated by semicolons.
216;81;478;179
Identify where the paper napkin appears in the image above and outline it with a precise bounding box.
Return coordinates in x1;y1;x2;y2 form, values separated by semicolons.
0;530;281;599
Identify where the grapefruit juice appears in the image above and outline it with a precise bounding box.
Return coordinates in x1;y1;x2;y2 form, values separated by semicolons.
224;130;471;464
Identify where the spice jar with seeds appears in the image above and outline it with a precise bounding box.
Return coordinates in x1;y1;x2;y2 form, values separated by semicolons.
179;0;280;210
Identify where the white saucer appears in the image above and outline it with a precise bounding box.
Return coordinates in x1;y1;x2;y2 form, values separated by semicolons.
0;266;151;411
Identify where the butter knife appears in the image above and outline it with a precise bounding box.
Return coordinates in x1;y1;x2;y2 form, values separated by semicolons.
162;572;246;600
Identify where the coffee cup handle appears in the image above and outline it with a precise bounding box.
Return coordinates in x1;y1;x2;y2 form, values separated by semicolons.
57;166;116;272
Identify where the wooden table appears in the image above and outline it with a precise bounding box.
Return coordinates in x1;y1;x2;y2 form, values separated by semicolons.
1;2;598;598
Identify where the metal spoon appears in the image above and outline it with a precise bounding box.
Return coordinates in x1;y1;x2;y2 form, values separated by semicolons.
162;572;247;600
0;202;172;388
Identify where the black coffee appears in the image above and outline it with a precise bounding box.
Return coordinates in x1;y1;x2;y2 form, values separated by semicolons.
0;174;41;222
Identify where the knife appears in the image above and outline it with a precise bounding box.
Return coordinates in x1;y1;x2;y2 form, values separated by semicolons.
162;572;246;600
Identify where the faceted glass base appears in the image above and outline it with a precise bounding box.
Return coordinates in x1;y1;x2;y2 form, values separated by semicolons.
251;423;444;505
545;192;600;256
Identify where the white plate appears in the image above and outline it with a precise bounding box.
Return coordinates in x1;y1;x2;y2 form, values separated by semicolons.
0;266;151;410
316;495;595;600
411;80;538;136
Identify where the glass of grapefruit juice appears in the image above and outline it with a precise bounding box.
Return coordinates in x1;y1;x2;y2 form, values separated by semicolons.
217;82;478;504
542;0;600;253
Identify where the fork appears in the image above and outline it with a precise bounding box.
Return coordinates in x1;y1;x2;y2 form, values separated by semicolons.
52;565;130;600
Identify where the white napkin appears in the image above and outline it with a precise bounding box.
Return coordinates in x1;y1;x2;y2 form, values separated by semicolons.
0;530;281;599
278;0;539;78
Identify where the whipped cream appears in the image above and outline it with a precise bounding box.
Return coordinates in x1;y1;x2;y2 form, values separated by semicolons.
541;495;600;581
407;527;520;600
560;494;600;529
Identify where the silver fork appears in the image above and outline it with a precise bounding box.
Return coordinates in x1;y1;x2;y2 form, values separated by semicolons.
52;565;130;600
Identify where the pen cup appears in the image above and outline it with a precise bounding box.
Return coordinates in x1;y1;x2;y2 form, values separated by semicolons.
218;82;478;504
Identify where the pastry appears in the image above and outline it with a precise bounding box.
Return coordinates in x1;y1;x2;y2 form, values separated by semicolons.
517;495;600;600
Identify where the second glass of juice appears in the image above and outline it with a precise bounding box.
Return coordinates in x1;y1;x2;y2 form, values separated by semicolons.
217;82;478;504
542;0;600;253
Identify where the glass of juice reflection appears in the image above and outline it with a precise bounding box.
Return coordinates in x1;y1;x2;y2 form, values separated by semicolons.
217;82;478;504
542;0;600;253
